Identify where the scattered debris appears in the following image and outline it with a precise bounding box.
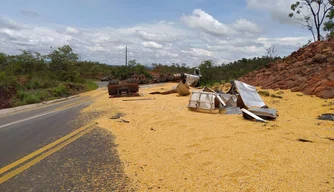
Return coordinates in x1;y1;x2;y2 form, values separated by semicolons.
297;138;313;143
258;91;270;97
118;119;130;123
183;68;202;87
175;81;190;96
123;98;156;101
318;113;334;121
150;81;191;96
241;108;267;123
315;134;334;142
248;108;277;120
322;101;334;107
325;137;334;141
149;90;177;95
222;107;242;114
188;91;225;112
187;80;277;122
271;94;283;99
110;113;124;119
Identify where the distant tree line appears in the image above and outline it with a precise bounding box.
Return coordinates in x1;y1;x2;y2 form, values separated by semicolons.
0;44;281;107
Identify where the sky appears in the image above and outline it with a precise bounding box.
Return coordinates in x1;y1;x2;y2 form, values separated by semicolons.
0;0;315;66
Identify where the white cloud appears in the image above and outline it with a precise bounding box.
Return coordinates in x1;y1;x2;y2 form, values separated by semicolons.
66;27;79;34
181;9;261;37
136;30;176;42
0;13;309;66
142;41;163;49
190;48;213;57
233;19;262;34
181;9;234;36
246;0;312;25
256;36;310;47
0;16;31;30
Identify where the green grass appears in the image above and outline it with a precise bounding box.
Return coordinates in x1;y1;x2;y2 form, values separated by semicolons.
84;80;98;91
11;80;98;107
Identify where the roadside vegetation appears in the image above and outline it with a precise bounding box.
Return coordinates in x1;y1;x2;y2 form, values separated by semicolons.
0;46;101;109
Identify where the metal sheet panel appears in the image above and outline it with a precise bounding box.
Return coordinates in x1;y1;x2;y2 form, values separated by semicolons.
198;93;215;110
188;91;215;111
224;107;242;114
241;108;267;123
188;92;200;108
248;108;277;119
234;80;266;108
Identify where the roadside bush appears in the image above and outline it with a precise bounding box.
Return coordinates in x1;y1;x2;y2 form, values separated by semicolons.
84;80;98;91
26;74;58;89
36;90;50;101
14;89;43;105
52;84;70;97
16;89;29;100
0;72;17;89
24;94;40;104
73;76;86;84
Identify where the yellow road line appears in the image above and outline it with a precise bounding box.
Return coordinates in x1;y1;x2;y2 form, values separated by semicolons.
0;122;95;175
0;125;96;184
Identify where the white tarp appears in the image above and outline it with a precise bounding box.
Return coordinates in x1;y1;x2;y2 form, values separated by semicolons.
234;80;266;108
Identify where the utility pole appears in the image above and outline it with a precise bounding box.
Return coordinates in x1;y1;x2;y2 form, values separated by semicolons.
125;46;128;66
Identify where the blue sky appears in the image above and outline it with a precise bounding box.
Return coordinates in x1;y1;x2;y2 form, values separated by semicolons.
0;0;313;66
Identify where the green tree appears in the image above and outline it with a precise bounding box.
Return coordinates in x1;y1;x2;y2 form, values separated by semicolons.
127;59;137;67
324;7;334;37
49;45;78;72
0;53;7;71
199;60;214;85
289;0;334;41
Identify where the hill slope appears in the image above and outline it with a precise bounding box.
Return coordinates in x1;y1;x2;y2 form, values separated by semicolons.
239;38;334;98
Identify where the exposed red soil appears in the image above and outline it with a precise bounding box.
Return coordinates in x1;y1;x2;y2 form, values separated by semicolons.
239;38;334;98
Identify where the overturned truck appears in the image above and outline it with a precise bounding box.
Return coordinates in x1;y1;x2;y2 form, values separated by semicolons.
108;79;139;98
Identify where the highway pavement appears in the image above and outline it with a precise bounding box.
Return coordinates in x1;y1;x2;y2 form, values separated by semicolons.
0;82;133;191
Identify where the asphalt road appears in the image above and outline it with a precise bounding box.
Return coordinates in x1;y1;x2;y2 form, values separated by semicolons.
0;82;133;191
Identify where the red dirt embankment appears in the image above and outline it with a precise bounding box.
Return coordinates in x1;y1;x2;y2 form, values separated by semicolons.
240;38;334;98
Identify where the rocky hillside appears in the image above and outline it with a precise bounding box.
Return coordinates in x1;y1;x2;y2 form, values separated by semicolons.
239;38;334;99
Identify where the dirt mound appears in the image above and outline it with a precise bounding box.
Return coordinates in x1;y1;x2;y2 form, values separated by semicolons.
239;38;334;99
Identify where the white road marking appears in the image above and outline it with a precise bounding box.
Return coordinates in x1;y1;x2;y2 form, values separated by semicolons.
0;102;88;130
